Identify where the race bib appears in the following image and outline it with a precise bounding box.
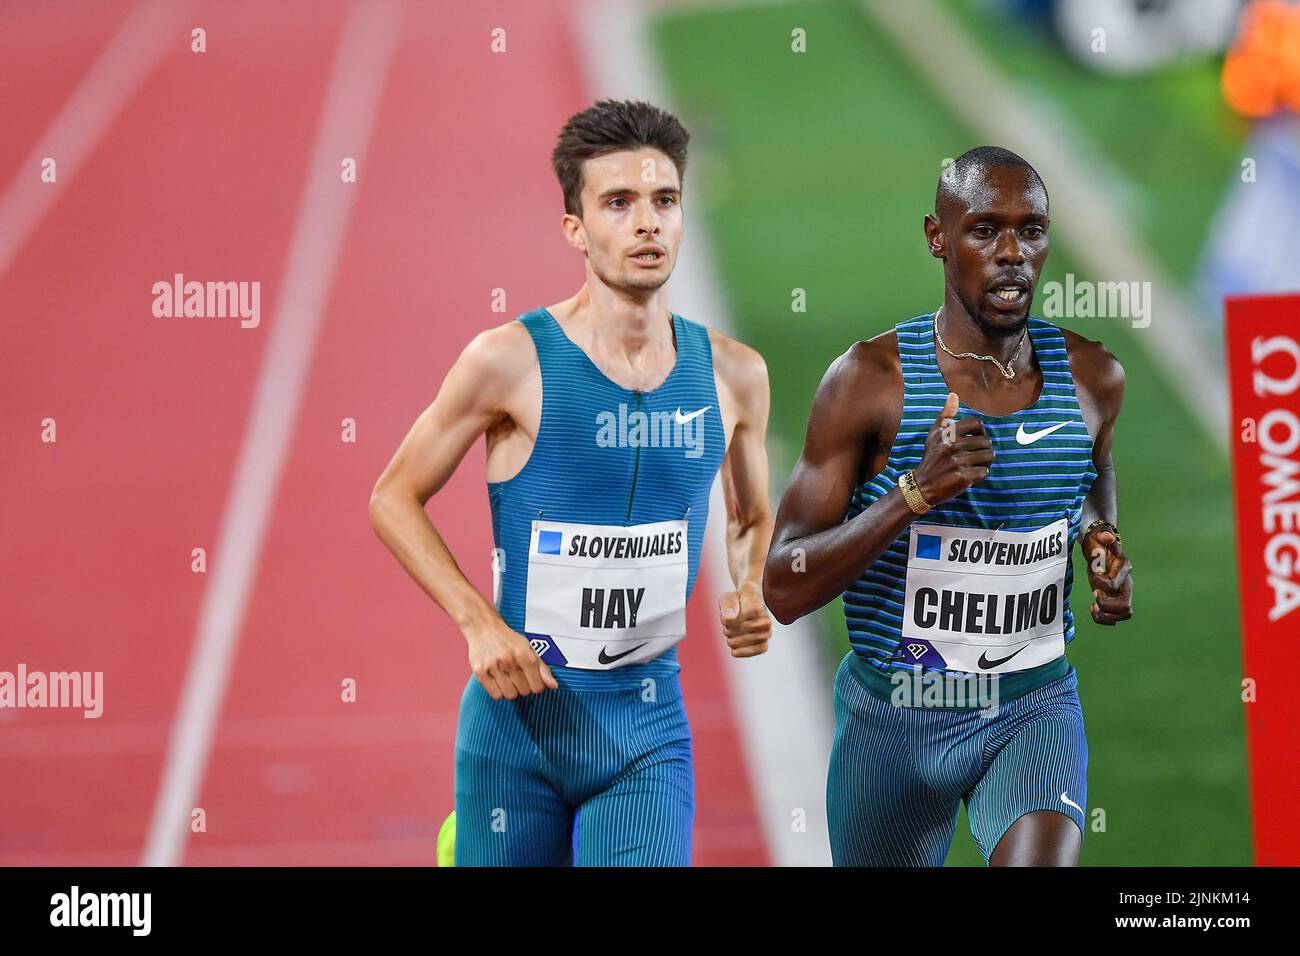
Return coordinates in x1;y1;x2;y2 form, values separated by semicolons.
523;518;689;670
900;518;1069;674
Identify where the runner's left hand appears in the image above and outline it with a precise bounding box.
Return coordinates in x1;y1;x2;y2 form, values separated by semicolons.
719;580;773;658
1082;528;1133;626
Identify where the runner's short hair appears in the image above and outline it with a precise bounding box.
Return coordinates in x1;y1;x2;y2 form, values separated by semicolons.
552;100;690;217
937;146;1048;214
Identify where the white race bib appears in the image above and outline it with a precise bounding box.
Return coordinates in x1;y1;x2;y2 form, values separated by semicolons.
524;518;689;670
900;518;1069;674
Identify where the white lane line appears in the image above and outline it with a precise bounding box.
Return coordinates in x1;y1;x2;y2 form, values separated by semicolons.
1;711;454;758
859;0;1228;452
140;0;405;867
0;0;197;281
8;837;431;869
574;0;835;867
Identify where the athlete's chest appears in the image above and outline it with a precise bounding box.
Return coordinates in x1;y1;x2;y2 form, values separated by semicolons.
937;344;1105;446
499;370;727;505
583;380;726;490
937;356;1045;418
488;364;727;486
973;410;1094;476
870;377;1097;510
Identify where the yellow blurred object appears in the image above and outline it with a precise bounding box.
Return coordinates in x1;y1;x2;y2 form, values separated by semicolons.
436;810;456;867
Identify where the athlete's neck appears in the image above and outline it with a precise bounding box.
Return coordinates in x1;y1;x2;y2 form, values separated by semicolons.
546;283;677;389
937;294;1029;368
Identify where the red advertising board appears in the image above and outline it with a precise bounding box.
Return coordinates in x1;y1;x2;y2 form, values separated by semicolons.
1225;293;1300;865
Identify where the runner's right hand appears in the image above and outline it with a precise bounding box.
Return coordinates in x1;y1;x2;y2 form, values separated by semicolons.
465;619;559;699
911;392;995;506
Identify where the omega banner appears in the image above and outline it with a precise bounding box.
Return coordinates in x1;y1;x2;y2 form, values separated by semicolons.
1225;293;1300;866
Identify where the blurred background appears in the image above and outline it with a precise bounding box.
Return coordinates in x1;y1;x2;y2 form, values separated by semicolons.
3;0;1295;867
652;0;1299;865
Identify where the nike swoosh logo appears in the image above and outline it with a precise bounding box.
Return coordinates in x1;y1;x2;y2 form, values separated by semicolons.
674;405;711;425
1061;791;1084;813
597;643;647;665
977;644;1029;669
1015;421;1070;445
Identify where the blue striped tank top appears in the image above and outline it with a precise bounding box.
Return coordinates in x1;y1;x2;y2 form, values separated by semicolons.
843;312;1098;689
487;307;727;689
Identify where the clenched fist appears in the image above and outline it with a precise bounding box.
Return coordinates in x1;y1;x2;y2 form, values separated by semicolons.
466;618;559;700
912;392;995;506
1082;526;1133;626
719;580;773;658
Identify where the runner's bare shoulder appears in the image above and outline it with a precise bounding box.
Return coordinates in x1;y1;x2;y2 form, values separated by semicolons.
845;329;902;383
453;319;541;412
826;330;903;434
1056;325;1125;399
706;327;769;397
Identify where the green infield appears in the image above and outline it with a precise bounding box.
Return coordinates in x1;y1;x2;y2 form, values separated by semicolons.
653;0;1250;865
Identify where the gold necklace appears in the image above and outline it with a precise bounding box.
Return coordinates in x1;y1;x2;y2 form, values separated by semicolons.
933;306;1027;380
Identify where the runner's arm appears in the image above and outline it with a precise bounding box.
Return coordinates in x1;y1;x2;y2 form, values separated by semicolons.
713;336;774;657
1076;344;1132;625
368;324;558;697
715;338;774;591
1078;345;1125;537
764;343;918;625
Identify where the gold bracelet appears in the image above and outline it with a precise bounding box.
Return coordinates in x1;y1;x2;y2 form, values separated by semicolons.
898;470;932;515
1082;518;1123;551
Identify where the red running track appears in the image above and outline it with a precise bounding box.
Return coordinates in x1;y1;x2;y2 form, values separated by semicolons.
0;0;767;866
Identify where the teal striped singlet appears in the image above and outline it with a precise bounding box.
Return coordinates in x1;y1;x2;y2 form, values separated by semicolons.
842;312;1098;696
